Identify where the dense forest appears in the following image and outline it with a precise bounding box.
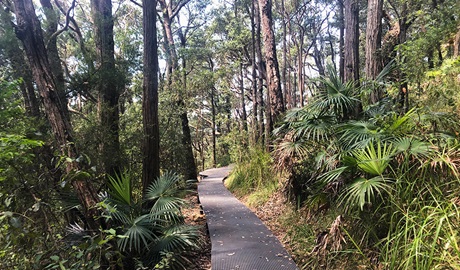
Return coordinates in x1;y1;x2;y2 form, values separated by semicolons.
1;0;460;268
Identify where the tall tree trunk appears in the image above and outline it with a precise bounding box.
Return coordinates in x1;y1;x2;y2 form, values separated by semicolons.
314;40;326;76
2;35;40;116
159;0;197;180
13;0;101;232
91;0;120;176
397;3;410;113
240;61;248;132
258;0;285;128
254;0;265;143
211;86;217;168
365;0;384;104
40;0;68;117
250;0;259;143
338;0;345;82
454;26;460;57
281;0;288;110
142;0;160;193
297;37;304;107
344;0;360;84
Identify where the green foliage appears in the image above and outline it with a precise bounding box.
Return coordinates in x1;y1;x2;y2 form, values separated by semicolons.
226;147;276;200
100;171;199;268
275;63;460;269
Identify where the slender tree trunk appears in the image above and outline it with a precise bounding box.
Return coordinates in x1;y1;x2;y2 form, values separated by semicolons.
3;39;40;117
254;0;265;143
240;61;248;132
258;0;285;127
365;0;384;104
397;3;410;113
454;26;460;57
13;0;101;232
211;86;217;167
91;0;120;176
142;0;160;193
338;0;345;82
250;0;259;143
314;41;325;76
281;0;288;110
297;38;304;107
158;0;197;180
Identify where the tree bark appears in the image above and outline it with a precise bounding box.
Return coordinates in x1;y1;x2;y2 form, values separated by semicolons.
142;0;160;193
250;0;259;143
454;26;460;57
40;0;69;118
258;0;285;127
254;0;265;144
338;0;345;82
365;0;384;104
0;26;40;117
13;0;101;232
344;0;360;84
91;0;120;176
397;3;410;113
297;37;304;107
240;61;248;132
158;0;197;180
281;0;288;110
211;86;217;168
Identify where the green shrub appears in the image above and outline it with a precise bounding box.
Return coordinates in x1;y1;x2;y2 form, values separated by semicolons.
225;147;275;198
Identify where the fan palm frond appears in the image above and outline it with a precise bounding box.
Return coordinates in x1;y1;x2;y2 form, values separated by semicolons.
145;172;183;200
375;59;396;83
318;166;348;185
352;141;396;176
340;176;392;211
144;224;200;269
312;64;360;118
291;113;336;141
337;121;382;150
393;137;433;159
144;172;188;217
153;224;200;252
107;171;132;206
118;214;160;253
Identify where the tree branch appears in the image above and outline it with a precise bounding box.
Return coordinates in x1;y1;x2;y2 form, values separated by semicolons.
46;0;76;49
171;0;191;20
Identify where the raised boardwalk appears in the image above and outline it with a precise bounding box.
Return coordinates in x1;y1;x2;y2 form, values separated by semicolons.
198;166;298;270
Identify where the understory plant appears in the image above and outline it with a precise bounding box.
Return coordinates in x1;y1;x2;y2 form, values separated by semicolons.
57;172;200;269
225;146;278;206
274;63;460;269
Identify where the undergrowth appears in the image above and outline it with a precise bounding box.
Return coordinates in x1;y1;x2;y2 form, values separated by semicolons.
225;147;278;207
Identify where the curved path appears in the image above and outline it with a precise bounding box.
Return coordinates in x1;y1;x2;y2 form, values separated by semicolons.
198;166;298;270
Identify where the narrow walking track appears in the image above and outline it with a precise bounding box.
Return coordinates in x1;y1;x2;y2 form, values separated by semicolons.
198;166;298;270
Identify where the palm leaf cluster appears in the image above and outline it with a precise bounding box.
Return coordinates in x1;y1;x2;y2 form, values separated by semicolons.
103;171;199;268
274;63;460;269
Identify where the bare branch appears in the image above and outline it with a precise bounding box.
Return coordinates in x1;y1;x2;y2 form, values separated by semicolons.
171;0;191;20
46;0;76;49
129;0;142;8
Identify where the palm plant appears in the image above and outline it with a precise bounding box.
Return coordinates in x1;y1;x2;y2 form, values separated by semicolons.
102;171;199;269
274;59;460;269
312;64;360;120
